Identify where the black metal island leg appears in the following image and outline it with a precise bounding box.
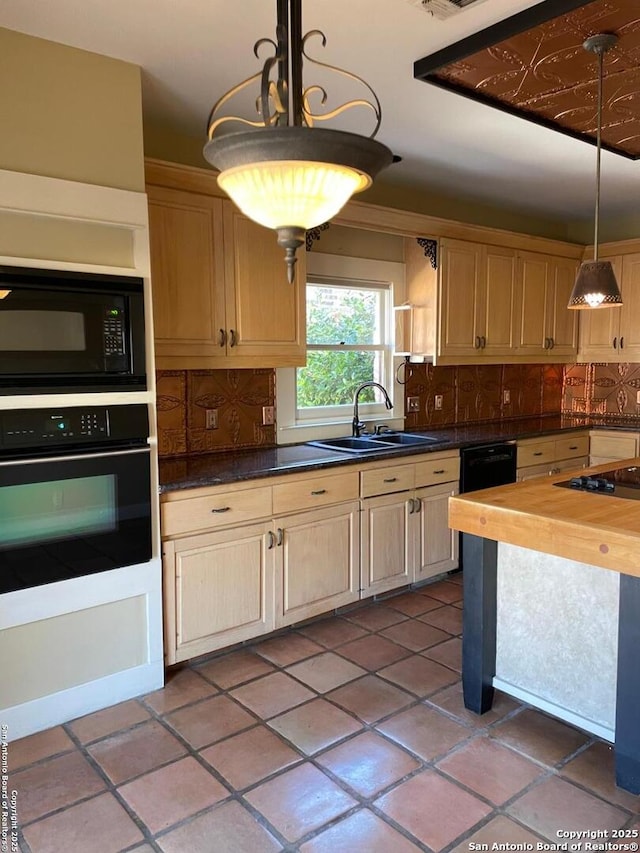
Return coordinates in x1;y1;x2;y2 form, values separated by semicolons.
615;573;640;794
462;533;498;715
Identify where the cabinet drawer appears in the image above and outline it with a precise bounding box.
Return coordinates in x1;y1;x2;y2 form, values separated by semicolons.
554;434;589;460
273;471;359;515
162;486;272;537
517;440;555;468
414;455;460;488
590;434;638;460
361;464;415;498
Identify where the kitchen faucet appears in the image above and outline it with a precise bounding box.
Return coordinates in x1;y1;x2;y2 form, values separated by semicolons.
352;382;393;437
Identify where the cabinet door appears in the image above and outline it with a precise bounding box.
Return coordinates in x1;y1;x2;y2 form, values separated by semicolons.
479;246;517;356
438;239;484;358
275;502;360;628
619;253;640;359
578;256;622;361
148;186;226;368
515;252;549;356
165;523;274;664
361;492;413;597
547;257;578;356
223;203;306;365
414;482;459;582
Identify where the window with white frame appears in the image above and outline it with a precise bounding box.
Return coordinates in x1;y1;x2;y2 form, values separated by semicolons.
297;277;392;421
276;252;405;440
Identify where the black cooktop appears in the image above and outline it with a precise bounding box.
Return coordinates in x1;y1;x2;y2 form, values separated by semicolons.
554;466;640;500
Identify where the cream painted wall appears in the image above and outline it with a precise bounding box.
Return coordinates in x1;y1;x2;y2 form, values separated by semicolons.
0;27;144;191
308;223;404;262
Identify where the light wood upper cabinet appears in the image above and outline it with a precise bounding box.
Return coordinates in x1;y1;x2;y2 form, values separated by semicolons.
578;254;640;362
148;186;226;364
515;251;578;359
438;239;517;359
222;204;306;363
435;239;575;364
147;173;305;369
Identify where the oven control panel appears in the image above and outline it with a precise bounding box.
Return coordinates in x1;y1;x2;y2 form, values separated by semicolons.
0;404;149;451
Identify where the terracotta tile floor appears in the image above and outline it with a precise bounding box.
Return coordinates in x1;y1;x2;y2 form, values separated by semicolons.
12;574;640;852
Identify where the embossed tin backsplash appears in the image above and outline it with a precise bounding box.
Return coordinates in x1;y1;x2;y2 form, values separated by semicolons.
156;369;276;457
403;363;564;429
562;363;640;417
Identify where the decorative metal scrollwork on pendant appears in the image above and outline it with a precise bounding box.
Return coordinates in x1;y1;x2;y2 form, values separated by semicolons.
306;222;330;251
416;238;437;270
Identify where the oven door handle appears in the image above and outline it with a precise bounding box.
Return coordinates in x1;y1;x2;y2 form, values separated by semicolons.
0;446;150;467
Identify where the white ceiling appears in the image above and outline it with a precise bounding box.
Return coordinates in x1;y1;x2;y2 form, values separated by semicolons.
2;0;639;230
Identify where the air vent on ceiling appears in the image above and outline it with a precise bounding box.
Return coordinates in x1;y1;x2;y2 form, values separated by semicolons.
408;0;488;21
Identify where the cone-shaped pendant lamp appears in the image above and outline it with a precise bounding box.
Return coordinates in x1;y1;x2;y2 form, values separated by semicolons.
568;33;623;310
204;0;396;283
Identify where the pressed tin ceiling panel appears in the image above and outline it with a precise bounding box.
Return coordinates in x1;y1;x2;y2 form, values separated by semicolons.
414;0;640;159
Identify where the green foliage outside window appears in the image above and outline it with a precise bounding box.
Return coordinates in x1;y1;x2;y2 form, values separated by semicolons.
297;288;379;408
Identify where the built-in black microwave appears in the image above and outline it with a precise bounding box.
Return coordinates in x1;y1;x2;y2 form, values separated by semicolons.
0;265;146;394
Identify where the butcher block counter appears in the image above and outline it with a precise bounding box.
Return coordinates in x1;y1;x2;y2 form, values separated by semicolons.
449;460;640;795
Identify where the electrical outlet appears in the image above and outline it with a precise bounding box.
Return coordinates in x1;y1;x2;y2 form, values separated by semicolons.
434;394;443;410
407;396;420;413
636;391;640;405
205;408;218;430
262;405;275;425
503;389;511;405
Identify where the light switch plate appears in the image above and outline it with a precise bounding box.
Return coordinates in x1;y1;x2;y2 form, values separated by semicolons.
205;409;218;430
262;406;275;425
434;395;443;410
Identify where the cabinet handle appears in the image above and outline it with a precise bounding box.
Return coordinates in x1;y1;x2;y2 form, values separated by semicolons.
229;329;237;347
621;336;625;349
613;336;618;349
543;337;549;350
413;497;421;512
533;451;543;457
481;336;486;349
211;506;231;513
433;468;445;474
569;445;578;450
549;337;554;349
276;527;284;547
408;498;416;514
267;530;276;549
475;336;481;349
310;488;326;495
383;477;397;483
218;328;226;347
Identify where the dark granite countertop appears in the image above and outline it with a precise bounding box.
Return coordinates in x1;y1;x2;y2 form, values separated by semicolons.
159;414;640;493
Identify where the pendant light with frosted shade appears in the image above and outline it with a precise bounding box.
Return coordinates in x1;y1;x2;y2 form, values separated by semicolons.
568;33;623;310
203;0;397;283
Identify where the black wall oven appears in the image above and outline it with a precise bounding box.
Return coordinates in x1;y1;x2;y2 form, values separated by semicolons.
0;265;146;394
0;404;152;594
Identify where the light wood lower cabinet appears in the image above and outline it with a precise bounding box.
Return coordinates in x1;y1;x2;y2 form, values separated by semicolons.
162;451;460;662
360;453;460;597
589;430;639;467
275;501;360;628
163;522;274;664
516;431;589;481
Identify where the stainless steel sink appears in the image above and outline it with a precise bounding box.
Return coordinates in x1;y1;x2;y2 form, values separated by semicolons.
307;433;445;453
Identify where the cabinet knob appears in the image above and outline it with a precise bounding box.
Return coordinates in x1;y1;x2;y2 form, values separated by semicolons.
229;329;237;347
218;329;226;347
